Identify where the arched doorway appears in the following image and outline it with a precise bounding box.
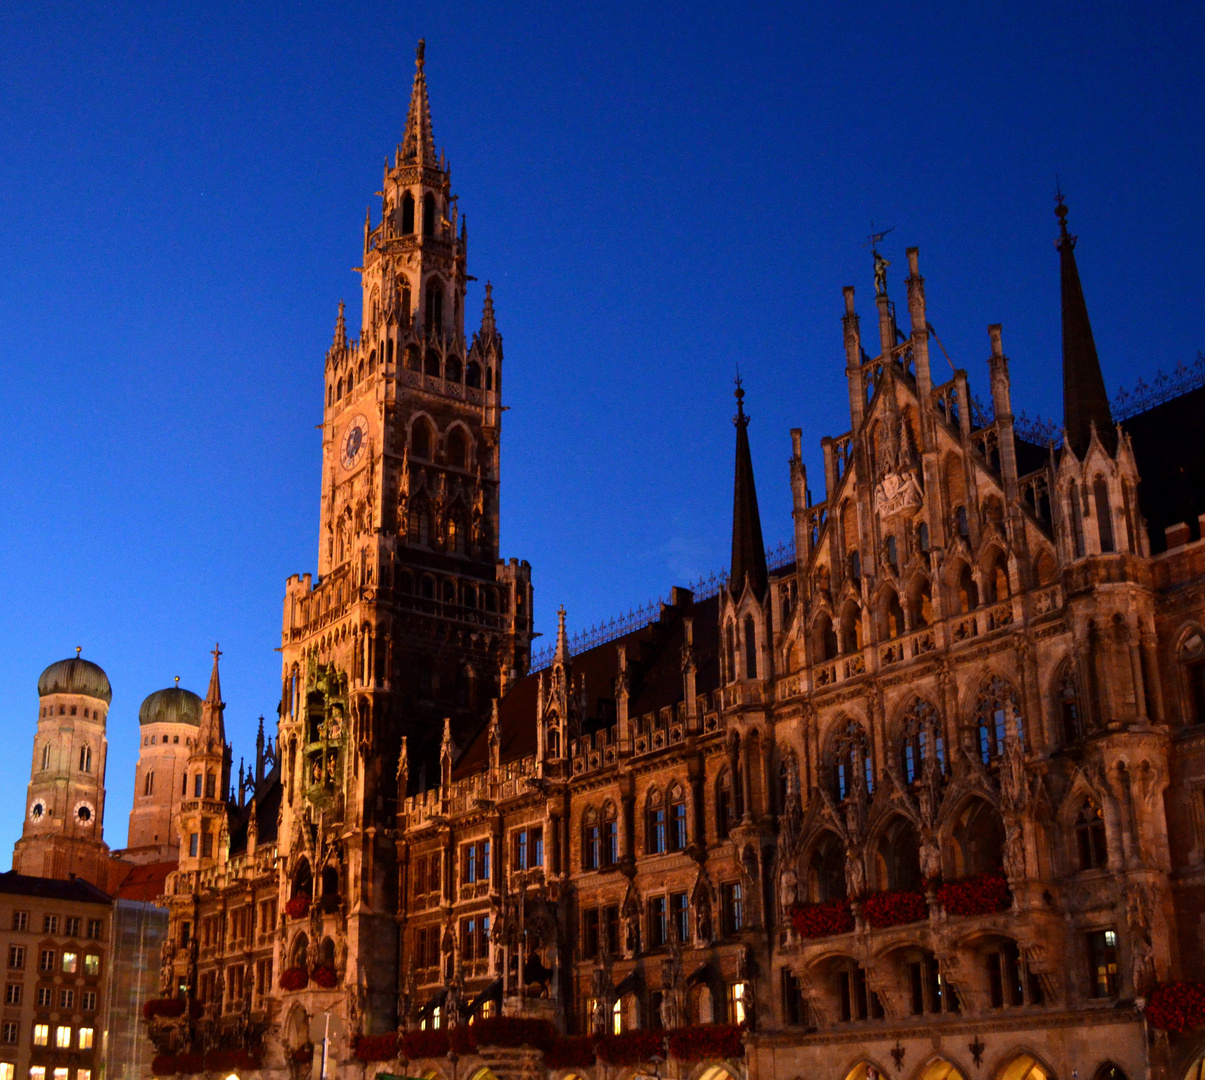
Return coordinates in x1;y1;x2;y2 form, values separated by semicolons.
841;1062;890;1080
918;1060;968;1080
997;1055;1053;1080
697;1066;740;1080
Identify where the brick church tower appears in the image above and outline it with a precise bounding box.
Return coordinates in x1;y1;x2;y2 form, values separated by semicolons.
275;41;533;1033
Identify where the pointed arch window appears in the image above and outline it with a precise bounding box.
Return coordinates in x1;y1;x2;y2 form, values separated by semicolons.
900;699;945;784
886;535;899;573
1180;631;1205;725
401;192;415;234
668;784;688;852
422;193;435;236
602;802;619;866
78;745;91;773
716;770;735;839
831;720;873;802
204;772;215;799
425;280;443;335
647;789;666;855
144;770;154;797
41;744;50;771
975;677;1024;764
410;419;432;460
918;521;930;553
1075;798;1108;870
743;616;758;679
1059;669;1082;744
445;354;462;383
466;361;481;389
1093;476;1115;553
814;612;838;661
725;621;736;682
956;505;970;540
582;808;600;871
1069;481;1086;558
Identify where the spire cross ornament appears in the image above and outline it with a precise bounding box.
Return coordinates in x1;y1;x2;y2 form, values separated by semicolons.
211;643;222;664
863;222;894;254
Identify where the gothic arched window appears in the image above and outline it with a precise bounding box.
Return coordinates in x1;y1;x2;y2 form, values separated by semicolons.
743;616;758;679
668;784;688;852
445;354;462;383
425;280;443;335
807;831;846;903
1093;476;1115;553
814;611;838;661
41;744;50;771
886;535;899;573
951;798;1004;877
602;802;619;866
446;427;468;470
725;621;736;682
1075;797;1108;870
1180;630;1205;724
466;361;481;389
830;720;872;802
900;699;944;785
79;745;91;773
1069;480;1086;558
881;587;905;639
975;677;1024;764
144;770;154;797
582;807;600;871
422;192;435;236
646;789;666;855
401;192;415;234
716;769;734;839
410;419;432;460
1059;669;1082;744
955;562;978;613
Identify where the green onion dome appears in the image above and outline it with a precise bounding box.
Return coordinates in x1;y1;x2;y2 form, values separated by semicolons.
138;683;202;727
37;652;112;704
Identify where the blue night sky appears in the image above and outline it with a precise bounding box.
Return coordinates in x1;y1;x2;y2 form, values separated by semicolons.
0;1;1201;861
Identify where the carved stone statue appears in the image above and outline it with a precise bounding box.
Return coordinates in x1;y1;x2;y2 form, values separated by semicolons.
873;251;890;296
779;867;798;916
919;832;942;883
591;995;608;1036
844;845;866;899
659;990;678;1030
1003;817;1026;881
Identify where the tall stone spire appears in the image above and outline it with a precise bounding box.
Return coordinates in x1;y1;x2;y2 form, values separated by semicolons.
729;378;768;598
480;282;497;339
400;39;437;167
1057;194;1115;457
198;644;226;752
332;300;347;351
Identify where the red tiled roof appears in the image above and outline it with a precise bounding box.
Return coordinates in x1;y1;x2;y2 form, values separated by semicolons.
115;861;175;903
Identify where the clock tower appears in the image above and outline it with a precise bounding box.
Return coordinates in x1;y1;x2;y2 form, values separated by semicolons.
277;40;533;1033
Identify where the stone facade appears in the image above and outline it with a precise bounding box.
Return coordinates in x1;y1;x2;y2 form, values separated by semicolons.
141;39;1205;1080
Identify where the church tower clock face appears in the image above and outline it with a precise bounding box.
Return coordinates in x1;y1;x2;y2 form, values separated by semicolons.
340;414;369;470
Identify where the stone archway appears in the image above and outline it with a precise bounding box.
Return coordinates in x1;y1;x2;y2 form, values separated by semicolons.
916;1060;968;1080
996;1053;1054;1080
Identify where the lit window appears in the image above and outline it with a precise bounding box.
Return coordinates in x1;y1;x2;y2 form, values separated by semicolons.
55;1025;72;1048
611;998;623;1035
84;954;99;977
78;1027;93;1050
0;1062;12;1080
78;1073;91;1080
61;952;77;974
53;1070;67;1080
28;1068;45;1080
33;1023;49;1046
729;982;748;1025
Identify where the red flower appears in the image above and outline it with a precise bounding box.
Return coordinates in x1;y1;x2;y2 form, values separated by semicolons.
545;1037;597;1068
353;1033;400;1061
311;965;339;988
666;1024;744;1062
1148;982;1205;1032
860;888;928;929
174;1052;204;1075
279;966;309;990
142;998;187;1020
400;1029;449;1059
594;1031;665;1066
790;898;855;938
936;873;1011;917
285;893;311;918
470;1017;556;1051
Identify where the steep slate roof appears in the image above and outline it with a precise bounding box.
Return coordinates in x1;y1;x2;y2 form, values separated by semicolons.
730;384;768;599
1124;385;1205;550
1057;198;1116;458
452;592;722;782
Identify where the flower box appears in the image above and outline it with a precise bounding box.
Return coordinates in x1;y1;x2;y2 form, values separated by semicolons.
174;1052;204;1075
280;966;309;990
400;1029;449;1059
1148;982;1205;1032
666;1024;744;1062
353;1033;400;1061
790;898;855;938
311;964;339;988
285;893;311;919
594;1030;665;1066
935;873;1011;917
544;1036;597;1068
471;1016;556;1051
143;998;187;1020
860;888;928;929
204;1049;263;1071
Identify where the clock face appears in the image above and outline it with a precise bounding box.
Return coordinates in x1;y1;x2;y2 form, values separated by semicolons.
75;801;94;826
29;802;44;822
340;414;369;470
